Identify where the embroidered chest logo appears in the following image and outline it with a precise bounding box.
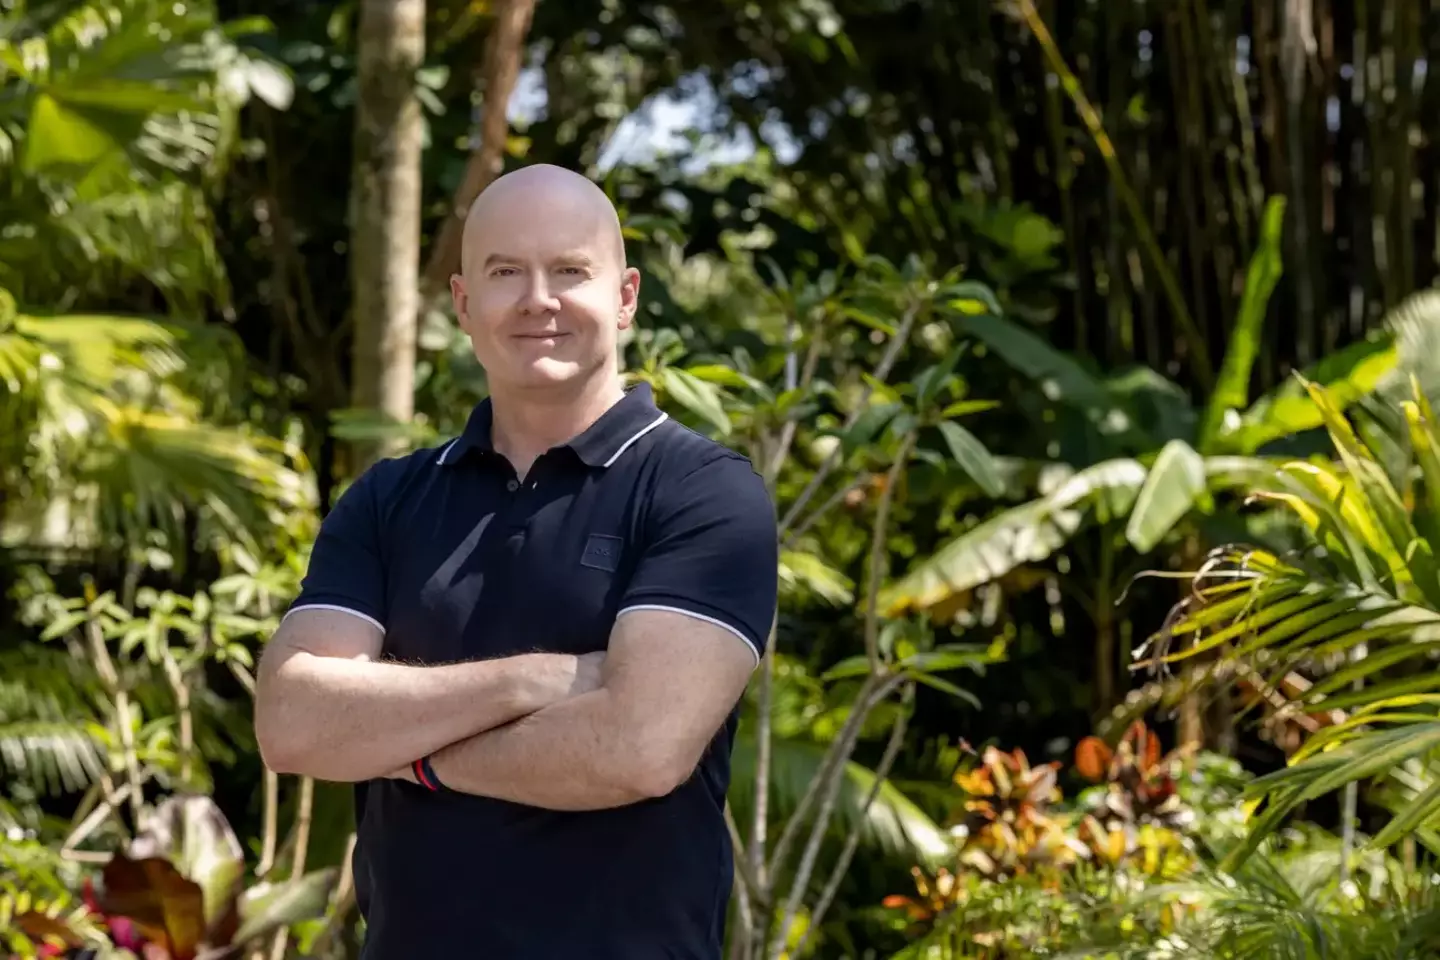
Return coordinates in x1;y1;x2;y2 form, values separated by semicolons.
580;534;623;572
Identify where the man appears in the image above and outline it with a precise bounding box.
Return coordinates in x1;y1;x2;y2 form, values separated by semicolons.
253;164;778;958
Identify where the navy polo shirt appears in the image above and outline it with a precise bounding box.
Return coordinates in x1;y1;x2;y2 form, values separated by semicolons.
285;383;778;958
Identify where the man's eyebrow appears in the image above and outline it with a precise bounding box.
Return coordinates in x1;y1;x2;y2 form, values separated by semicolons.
481;252;596;268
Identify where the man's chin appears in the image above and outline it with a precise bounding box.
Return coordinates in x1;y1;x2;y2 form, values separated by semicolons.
503;360;591;390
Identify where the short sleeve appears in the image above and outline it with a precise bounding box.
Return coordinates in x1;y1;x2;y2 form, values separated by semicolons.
618;454;778;664
283;467;388;634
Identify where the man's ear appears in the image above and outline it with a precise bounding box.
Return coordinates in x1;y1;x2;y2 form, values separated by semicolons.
618;267;641;329
450;274;469;328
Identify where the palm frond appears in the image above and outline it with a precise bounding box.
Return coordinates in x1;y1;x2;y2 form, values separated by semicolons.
1150;376;1440;869
0;646;109;796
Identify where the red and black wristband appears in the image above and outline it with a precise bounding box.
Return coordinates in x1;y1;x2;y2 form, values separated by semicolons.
412;755;445;792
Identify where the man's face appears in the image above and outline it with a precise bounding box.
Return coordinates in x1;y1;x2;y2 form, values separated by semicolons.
450;184;639;394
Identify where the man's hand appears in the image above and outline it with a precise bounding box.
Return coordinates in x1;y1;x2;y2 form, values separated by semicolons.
522;650;606;703
382;650;607;784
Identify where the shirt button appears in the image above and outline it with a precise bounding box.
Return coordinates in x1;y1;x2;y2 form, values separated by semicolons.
506;479;519;492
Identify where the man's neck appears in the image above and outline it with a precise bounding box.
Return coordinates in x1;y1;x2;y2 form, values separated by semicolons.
489;373;626;478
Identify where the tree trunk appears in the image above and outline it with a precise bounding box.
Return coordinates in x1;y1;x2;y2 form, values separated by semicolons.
420;0;539;304
350;0;426;470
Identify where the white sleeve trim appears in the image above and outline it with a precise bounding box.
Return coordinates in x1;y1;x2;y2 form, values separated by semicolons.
617;604;761;666
282;603;386;635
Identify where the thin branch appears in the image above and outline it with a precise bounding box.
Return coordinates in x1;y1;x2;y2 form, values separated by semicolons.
724;804;756;960
267;776;315;960
255;769;279;878
765;322;828;488
765;671;884;898
781;473;870;551
84;611;143;826
749;622;777;904
160;647;193;786
766;672;906;960
62;775;151;855
791;685;912;958
724;802;762;911
777;301;922;537
229;661;257;697
865;433;915;668
309;832;358;957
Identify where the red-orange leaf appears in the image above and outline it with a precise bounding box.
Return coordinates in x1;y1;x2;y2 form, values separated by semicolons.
1075;736;1113;781
96;854;206;960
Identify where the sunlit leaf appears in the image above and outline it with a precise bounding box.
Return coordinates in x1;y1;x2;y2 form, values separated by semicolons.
936;420;1004;498
1125;439;1205;553
1196;195;1286;453
232;869;338;946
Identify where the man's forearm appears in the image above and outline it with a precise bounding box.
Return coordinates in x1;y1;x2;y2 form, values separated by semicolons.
255;652;569;783
426;689;682;810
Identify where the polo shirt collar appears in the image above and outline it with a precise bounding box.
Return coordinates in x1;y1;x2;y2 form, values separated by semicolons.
442;382;668;469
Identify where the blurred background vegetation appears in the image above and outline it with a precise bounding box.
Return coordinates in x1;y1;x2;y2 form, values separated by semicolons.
6;0;1440;956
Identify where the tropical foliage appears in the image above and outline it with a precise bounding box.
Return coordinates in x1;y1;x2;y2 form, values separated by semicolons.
8;0;1440;957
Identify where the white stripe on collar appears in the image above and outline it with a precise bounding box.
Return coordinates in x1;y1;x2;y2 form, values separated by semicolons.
602;412;669;467
436;438;460;465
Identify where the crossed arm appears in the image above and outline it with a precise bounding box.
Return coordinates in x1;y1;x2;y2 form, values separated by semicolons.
391;609;758;809
254;606;758;809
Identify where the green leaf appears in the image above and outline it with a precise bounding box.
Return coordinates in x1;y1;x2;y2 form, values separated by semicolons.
659;367;731;435
1232;338;1398;453
940;399;1000;418
938;281;1002;316
779;550;855;606
682;364;761;391
1124;440;1206;553
1197;195;1287;453
878;459;1147;617
899;644;992;675
233;869;338;946
22;93;124;173
913;343;966;410
839;401;902;456
954;313;1113;412
907;671;982;708
936;421;1003;497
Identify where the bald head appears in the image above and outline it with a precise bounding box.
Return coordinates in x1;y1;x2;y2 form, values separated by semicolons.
447;163;642;397
460;164;627;274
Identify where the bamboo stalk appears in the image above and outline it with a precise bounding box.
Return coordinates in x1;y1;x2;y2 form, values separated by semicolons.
1041;0;1085;355
1011;0;1215;387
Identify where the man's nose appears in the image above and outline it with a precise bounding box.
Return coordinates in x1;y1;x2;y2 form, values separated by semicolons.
518;271;561;314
